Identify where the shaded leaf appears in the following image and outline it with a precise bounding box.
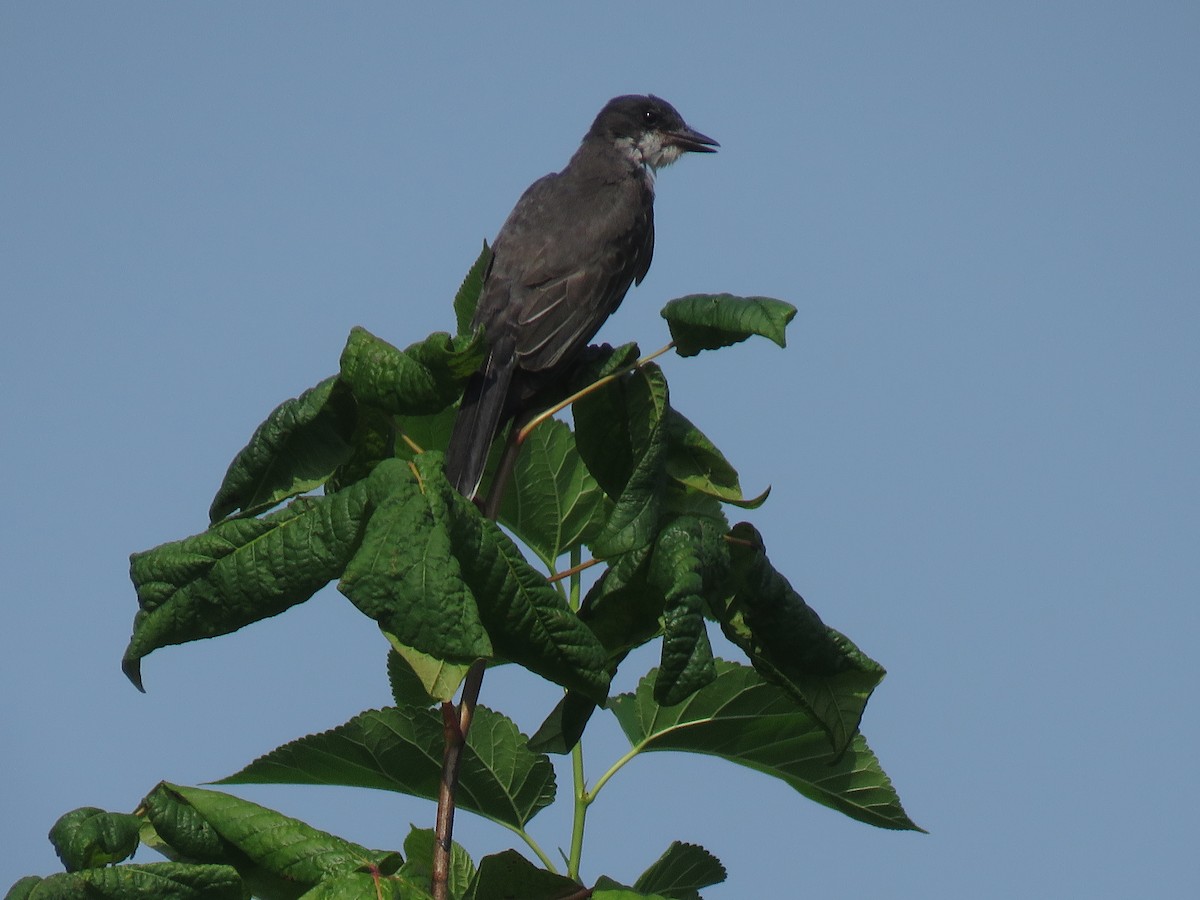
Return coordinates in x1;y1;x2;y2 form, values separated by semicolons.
633;842;726;900
647;516;725;706
158;784;400;890
209;376;356;522
48;807;140;871
386;644;465;706
591;879;671;900
454;242;492;336
434;454;608;703
575;364;669;559
661;294;796;357
125;477;373;690
219;705;556;831
716;522;886;755
339;459;493;664
339;327;485;417
610;661;922;831
463;850;580;900
526;691;597;755
298;871;431;899
397;827;475;899
664;409;767;509
3;864;244;899
498;417;609;568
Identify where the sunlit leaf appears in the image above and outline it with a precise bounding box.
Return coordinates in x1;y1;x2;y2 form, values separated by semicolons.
609;661;923;831
661;294;796;357
209;375;356;522
218;705;556;831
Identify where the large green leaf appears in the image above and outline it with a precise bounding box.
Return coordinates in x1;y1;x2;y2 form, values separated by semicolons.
339;326;484;416
5;864;244;899
633;842;726;900
609;661;923;832
209;376;357;522
339;454;609;700
124;477;373;690
339;459;493;664
574;364;669;559
218;704;556;832
437;455;609;702
660;294;796;357
497;417;609;568
145;783;400;894
716;522;885;755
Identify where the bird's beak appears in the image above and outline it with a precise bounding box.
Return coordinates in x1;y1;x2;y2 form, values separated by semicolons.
669;125;719;153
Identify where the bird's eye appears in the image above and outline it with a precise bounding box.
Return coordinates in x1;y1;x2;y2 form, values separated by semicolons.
642;109;660;127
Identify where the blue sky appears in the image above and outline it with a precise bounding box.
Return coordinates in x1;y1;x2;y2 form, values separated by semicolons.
3;3;1197;896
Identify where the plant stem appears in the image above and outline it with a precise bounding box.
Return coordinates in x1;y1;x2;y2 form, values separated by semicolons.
517;341;676;446
431;659;486;900
565;547;589;882
586;743;643;804
567;737;588;882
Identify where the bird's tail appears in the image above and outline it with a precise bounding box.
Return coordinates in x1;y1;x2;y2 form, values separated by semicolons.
444;352;516;499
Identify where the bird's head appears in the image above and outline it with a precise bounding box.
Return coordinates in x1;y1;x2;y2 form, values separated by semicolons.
588;94;719;171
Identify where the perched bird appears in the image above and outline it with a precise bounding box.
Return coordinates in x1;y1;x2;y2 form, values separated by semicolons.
444;94;718;500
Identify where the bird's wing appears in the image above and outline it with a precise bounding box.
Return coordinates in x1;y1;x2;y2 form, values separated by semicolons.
480;174;655;373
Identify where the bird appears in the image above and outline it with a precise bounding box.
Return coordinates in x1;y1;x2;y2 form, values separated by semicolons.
444;94;718;501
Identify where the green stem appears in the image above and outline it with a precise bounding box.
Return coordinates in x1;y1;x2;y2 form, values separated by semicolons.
586;743;643;804
505;823;559;874
566;546;587;882
567;739;588;881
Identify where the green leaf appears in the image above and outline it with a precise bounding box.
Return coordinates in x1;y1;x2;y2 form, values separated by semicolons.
575;364;669;559
124;477;373;690
716;522;886;755
218;704;556;832
664;409;767;509
436;457;608;703
647;516;725;706
339;326;485;416
3;864;245;899
341;454;608;701
386;644;464;706
48;807;141;871
526;691;597;755
497;418;609;568
609;661;923;831
208;376;357;523
339;459;494;664
454;242;492;336
661;294;796;357
326;401;397;494
397;827;475;899
298;872;431;899
155;784;400;890
591;880;671;900
462;850;580;900
633;842;726;900
140;783;233;864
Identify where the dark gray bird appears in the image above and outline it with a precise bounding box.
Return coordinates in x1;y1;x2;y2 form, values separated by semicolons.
444;94;717;500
